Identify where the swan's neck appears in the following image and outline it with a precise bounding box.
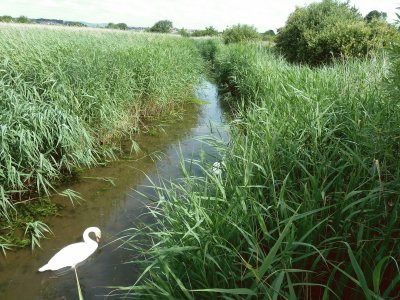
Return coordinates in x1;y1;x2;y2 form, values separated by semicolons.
83;228;98;245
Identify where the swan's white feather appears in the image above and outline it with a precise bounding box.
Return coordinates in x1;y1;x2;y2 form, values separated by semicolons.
39;242;97;271
38;227;101;272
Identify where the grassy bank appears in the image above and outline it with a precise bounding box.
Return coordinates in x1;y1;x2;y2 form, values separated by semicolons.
119;44;399;298
0;24;203;248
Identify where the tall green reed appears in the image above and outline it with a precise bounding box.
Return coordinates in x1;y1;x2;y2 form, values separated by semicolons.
118;44;399;298
0;24;203;245
75;267;84;300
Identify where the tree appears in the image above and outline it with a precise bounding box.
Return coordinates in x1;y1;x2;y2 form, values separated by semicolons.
204;26;218;36
106;22;116;29
65;21;87;27
116;23;128;30
16;16;30;23
365;10;387;22
275;0;398;65
222;24;260;44
191;29;204;37
178;28;190;37
264;29;275;36
150;20;173;33
262;29;276;42
0;15;13;23
106;22;128;30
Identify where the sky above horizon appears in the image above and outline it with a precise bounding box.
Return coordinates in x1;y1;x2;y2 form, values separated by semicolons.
0;0;398;31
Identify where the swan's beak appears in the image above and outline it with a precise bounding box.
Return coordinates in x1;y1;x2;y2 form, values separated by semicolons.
96;236;100;243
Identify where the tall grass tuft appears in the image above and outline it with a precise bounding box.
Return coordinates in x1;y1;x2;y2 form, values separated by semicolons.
193;38;222;68
119;44;400;298
0;24;203;238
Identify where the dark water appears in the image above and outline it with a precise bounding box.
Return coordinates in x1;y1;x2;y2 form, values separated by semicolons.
0;80;228;299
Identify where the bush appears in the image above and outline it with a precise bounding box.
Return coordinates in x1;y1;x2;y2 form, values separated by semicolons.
222;24;260;44
178;28;190;37
150;20;173;33
191;26;219;37
275;0;398;65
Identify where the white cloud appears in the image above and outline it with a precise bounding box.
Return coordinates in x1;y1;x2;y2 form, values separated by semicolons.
0;0;398;31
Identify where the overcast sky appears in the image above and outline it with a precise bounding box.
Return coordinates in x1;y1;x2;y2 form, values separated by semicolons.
0;0;398;31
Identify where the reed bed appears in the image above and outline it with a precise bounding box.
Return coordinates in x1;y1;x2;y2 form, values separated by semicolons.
0;24;203;230
119;44;400;298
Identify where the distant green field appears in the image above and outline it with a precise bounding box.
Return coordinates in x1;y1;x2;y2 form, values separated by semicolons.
0;24;203;225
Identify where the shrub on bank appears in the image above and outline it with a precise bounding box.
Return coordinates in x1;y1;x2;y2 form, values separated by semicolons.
222;24;260;44
275;0;398;65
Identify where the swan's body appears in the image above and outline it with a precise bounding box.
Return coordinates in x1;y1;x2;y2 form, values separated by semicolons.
38;227;101;272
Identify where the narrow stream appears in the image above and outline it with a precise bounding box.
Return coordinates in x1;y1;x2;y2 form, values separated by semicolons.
0;80;228;299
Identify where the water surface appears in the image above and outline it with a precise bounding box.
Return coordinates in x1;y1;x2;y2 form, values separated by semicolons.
0;80;228;299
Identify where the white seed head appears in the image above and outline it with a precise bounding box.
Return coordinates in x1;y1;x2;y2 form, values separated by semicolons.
212;161;222;176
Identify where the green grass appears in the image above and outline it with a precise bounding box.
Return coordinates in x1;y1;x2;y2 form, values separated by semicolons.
193;38;222;67
0;24;203;248
118;44;400;298
0;197;58;252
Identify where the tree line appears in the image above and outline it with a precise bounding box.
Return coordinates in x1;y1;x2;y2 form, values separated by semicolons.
0;15;87;27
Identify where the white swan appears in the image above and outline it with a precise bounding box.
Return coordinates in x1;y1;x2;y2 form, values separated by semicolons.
38;227;101;272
